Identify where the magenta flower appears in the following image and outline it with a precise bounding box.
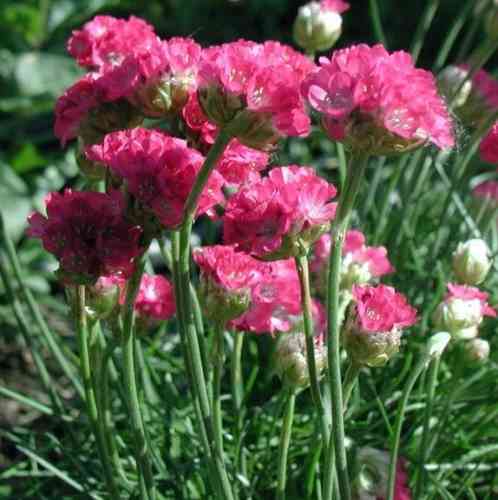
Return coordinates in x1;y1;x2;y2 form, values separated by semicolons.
473;180;498;205
86;128;224;229
302;44;454;153
27;190;142;284
470;67;498;111
223;166;337;259
134;274;176;322
479;122;498;164
312;230;393;288
352;284;417;334
198;40;314;149
321;0;350;13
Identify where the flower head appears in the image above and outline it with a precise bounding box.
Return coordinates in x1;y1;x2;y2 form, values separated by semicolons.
86;128;224;229
433;283;496;339
223;166;337;259
302;44;454;153
312;230;393;292
479;122;498;164
27;190;142;284
343;285;417;366
293;1;349;54
452;238;492;286
134;274;176;322
473;180;498;208
198;40;314;150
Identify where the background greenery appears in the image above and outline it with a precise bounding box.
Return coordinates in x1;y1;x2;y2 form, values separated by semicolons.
2;0;498;499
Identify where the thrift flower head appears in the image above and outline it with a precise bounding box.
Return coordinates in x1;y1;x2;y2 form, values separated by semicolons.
274;331;327;388
193;245;266;323
433;283;496;339
452;238;491;286
312;230;393;292
86;128;224;229
134;274;176;322
198;40;314;150
302;44;454;154
344;285;417;366
223;166;337;259
479;122;498;164
293;0;350;54
27;190;142;284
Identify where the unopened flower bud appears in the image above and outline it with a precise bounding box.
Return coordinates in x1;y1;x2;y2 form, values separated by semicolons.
274;332;327;388
438;65;472;109
433;298;482;335
426;331;451;359
464;338;490;362
86;276;124;320
452;239;491;285
293;2;343;53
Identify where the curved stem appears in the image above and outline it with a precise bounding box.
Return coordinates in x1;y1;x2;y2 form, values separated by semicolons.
295;254;329;442
177;129;235;500
326;154;369;500
121;260;156;500
413;357;440;498
75;286;120;499
386;354;428;500
277;388;297;500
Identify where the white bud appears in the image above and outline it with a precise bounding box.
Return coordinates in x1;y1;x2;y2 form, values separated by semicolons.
465;338;490;362
426;332;451;359
433;298;483;335
452;239;491;286
293;2;343;53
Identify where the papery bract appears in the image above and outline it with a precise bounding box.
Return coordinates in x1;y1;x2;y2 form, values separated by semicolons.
223;166;337;259
302;44;454;153
86;128;224;229
27;190;142;284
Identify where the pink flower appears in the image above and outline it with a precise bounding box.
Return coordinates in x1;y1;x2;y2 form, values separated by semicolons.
479;122;498;164
321;0;350;13
198;40;314;148
182;92;218;146
446;284;496;318
86;128;224;228
67;16;160;69
27;190;142;284
351;284;417;334
134;274;176;321
473;180;498;204
470;67;498;111
302;44;454;152
193;245;265;292
312;230;394;282
223;166;337;259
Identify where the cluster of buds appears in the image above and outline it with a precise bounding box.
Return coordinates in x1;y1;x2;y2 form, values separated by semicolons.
343;285;417;367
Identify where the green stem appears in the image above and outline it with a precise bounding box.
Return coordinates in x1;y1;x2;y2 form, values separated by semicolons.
213;323;226;457
75;287;120;499
0;214;83;397
386;353;429;500
295;254;329;442
342;362;361;410
121;260;156;500
368;0;388;46
177;129;235;500
410;0;440;63
326;153;369;500
414;358;440;498
277;388;297;500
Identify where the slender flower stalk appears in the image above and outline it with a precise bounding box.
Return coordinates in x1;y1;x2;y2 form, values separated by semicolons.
177;128;235;500
75;286;120;499
121;259;156;500
325;154;369;500
342;361;361;409
213;323;226;457
295;254;329;441
277;388;297;500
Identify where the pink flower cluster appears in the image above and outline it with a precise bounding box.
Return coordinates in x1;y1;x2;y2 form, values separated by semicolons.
312;229;394;284
480;122;498;164
86;128;224;228
198;40;315;143
351;285;417;334
27;190;142;284
56;15;202;144
445;284;496;318
302;44;454;151
223;166;337;258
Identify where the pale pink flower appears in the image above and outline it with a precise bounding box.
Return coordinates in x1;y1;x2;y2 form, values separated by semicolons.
446;284;496;318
